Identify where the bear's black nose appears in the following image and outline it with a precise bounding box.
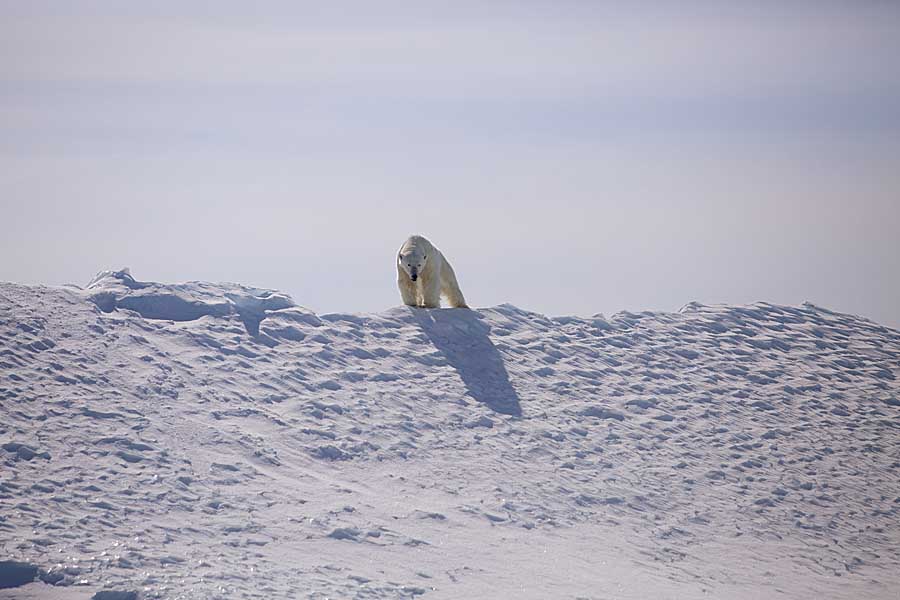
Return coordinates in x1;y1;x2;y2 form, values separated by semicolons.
411;274;418;281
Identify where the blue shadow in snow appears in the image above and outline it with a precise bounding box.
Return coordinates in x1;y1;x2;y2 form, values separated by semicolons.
411;308;522;417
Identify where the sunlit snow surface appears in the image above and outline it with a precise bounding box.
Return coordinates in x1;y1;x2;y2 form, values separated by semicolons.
1;272;899;599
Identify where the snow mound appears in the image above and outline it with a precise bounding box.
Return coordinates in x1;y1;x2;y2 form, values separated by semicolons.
84;268;296;335
1;277;899;599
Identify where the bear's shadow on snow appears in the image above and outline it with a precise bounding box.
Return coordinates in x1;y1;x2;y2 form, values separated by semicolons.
411;309;522;417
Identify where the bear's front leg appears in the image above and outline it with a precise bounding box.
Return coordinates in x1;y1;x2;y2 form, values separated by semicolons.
397;266;417;307
421;274;442;308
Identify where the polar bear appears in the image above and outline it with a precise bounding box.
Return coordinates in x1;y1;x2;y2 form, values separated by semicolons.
397;235;468;309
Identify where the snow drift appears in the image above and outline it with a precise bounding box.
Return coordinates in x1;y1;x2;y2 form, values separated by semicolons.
1;271;898;599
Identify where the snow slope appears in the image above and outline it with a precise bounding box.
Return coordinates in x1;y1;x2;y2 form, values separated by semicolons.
1;271;899;599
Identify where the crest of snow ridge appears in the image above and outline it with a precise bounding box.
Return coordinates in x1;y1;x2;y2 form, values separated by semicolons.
84;268;298;336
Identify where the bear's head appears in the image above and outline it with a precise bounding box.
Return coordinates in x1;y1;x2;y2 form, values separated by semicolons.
398;246;428;282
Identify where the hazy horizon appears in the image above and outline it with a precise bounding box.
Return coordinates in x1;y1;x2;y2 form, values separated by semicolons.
2;2;899;327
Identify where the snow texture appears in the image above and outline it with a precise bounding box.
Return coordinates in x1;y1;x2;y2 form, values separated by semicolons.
1;271;899;599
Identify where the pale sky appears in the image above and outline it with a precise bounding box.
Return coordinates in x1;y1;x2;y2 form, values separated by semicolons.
2;2;899;327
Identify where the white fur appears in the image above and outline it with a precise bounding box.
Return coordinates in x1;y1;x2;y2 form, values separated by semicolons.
397;235;468;309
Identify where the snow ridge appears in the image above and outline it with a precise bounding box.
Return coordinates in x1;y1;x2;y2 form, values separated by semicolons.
1;273;899;599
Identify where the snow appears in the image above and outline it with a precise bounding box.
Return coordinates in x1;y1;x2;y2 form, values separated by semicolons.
1;271;899;599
